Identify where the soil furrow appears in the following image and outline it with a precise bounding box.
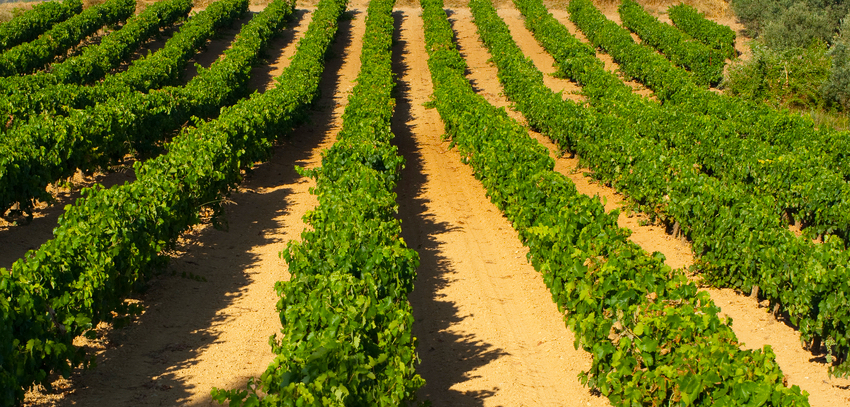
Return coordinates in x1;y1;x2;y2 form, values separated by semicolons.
496;6;693;267
1;9;265;268
21;2;365;404
497;8;584;102
1;6;310;273
498;4;850;405
114;21;184;74
396;6;609;406
180;6;253;85
248;7;314;92
0;166;138;271
548;8;654;98
15;2;850;406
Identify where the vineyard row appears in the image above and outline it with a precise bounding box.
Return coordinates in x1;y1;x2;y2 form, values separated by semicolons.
0;0;295;403
0;0;249;217
214;0;424;403
0;0;134;77
0;0;82;52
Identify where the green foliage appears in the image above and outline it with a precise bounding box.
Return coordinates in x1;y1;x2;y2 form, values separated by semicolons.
212;0;425;404
824;16;850;109
0;0;82;51
0;0;257;217
422;0;810;404
0;0;190;94
569;0;695;101
724;40;832;110
0;0;134;77
0;0;248;127
51;0;193;85
0;1;302;403
761;2;835;49
668;3;736;59
569;0;850;185
102;0;247;92
618;0;726;86
730;0;849;46
529;0;850;379
730;0;785;36
571;0;850;243
727;0;850;114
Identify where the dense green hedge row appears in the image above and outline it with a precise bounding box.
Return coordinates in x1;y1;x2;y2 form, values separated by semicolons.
524;0;850;378
102;0;247;92
0;0;247;129
0;0;134;77
566;0;850;186
213;0;425;404
618;0;725;86
0;0;285;217
0;0;191;95
0;0;82;52
604;99;850;243
423;0;809;404
574;0;850;236
0;0;258;217
58;0;192;85
0;0;306;403
667;3;736;59
566;0;692;100
530;1;850;242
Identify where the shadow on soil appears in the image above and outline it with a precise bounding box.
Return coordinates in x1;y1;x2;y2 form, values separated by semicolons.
0;10;280;270
0;165;138;270
0;9;312;271
444;9;484;95
391;10;507;407
114;21;184;74
249;8;310;93
21;8;356;407
180;10;254;84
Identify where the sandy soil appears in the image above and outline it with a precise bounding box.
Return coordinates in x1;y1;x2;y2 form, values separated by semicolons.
178;3;300;85
1;9;250;271
0;0;121;59
114;21;184;73
2;5;290;269
490;7;689;263
0;1;41;24
178;10;253;84
491;3;850;406
247;7;313;92
394;8;609;406
20;4;335;405
23;1;369;405
0;166;138;270
10;1;850;406
547;8;654;98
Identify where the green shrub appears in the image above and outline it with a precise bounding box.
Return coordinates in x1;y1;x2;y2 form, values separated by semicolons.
762;2;834;49
730;0;791;37
723;39;832;110
731;0;849;45
824;16;850;109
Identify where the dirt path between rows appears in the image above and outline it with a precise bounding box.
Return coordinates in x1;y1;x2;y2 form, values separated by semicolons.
1;8;250;271
26;3;609;406
179;8;253;85
21;2;366;403
493;4;850;405
393;7;609;406
548;6;653;98
15;1;850;406
0;166;137;272
115;17;184;73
